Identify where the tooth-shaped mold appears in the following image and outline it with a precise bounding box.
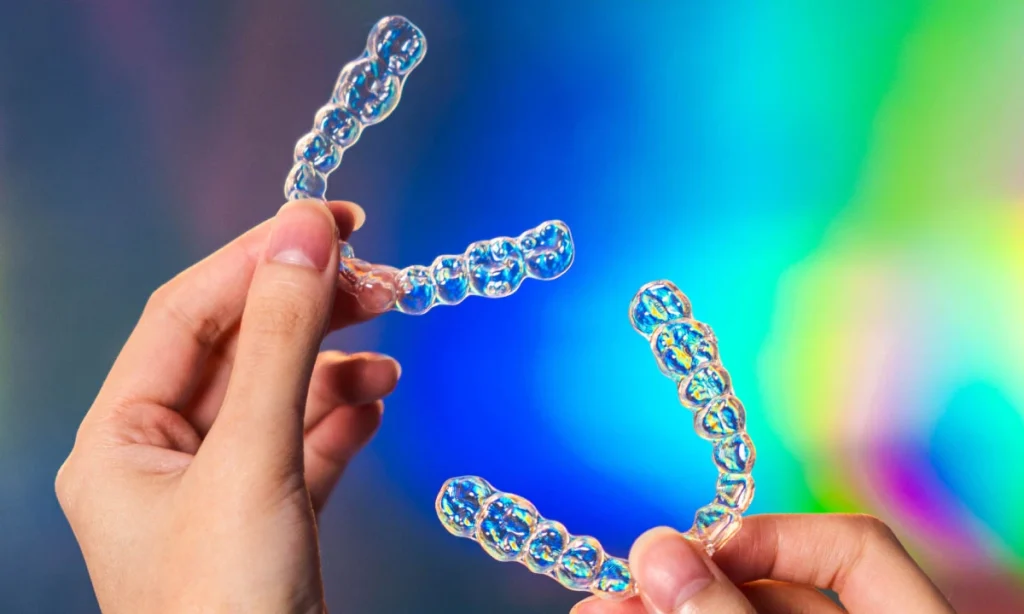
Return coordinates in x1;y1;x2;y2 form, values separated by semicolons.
517;220;575;281
436;476;494;538
465;237;527;298
476;493;539;562
282;16;576;314
284;15;425;203
436;478;637;602
437;281;758;595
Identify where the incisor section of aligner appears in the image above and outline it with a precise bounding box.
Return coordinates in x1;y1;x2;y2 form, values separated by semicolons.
338;220;575;314
628;280;756;555
284;15;426;201
436;477;636;601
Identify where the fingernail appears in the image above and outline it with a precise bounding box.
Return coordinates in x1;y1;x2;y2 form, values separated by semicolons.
569;596;601;614
366;353;401;375
267;201;335;271
632;528;712;613
349;202;366;231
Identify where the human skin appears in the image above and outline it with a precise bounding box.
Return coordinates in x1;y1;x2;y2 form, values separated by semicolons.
57;199;958;613
570;519;958;613
57;199;399;613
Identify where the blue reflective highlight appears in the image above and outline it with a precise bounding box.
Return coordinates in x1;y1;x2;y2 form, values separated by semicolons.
716;473;755;510
314;104;362;148
651;320;717;379
284;162;326;201
368;15;427;76
430;255;470;305
437;476;494;537
466;237;526;298
696;395;745;439
713;433;754;474
294;132;341;174
525;521;567;573
629;281;692;336
477;494;538;561
594;557;633;595
555;536;603;590
395;265;437;315
680;363;730;409
332;57;402;125
518;220;575;280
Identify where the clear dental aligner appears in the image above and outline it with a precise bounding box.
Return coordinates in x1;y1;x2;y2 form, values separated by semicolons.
284;15;427;203
437;476;637;601
435;280;756;600
281;15;575;314
338;220;575;314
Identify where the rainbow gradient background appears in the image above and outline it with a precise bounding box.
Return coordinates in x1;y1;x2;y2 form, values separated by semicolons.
1;1;1023;611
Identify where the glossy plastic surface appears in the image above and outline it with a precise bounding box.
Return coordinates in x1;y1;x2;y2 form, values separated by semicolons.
283;16;575;313
436;281;757;598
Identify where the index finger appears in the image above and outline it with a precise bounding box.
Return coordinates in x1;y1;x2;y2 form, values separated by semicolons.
713;514;956;613
93;200;364;415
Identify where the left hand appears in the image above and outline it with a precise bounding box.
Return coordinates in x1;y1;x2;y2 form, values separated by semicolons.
56;199;399;613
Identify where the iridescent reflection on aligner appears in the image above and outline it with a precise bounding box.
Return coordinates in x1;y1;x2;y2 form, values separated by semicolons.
282;16;576;315
434;281;758;598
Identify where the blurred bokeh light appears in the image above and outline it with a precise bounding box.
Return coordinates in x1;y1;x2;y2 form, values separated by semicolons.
1;1;1022;611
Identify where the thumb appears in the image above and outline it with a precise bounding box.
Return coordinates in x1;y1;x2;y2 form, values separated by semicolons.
630;527;755;614
201;199;340;480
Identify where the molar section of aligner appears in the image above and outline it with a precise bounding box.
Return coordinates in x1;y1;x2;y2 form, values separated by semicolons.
367;15;427;76
523;520;569;574
284;17;426;204
437;476;495;538
694;395;746;440
332;55;403;126
629;280;693;338
592;556;636;600
314;104;363;149
430;255;471;305
294;131;342;175
554;535;605;592
394;265;439;315
476;493;539;562
678;362;732;411
465;237;527;298
436;480;636;600
517;220;575;280
650;319;718;380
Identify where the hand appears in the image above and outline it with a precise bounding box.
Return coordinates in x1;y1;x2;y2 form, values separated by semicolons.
56;200;400;614
573;514;956;614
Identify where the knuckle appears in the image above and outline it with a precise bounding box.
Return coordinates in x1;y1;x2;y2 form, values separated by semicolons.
144;280;223;348
54;456;78;512
850;513;900;546
144;282;171;314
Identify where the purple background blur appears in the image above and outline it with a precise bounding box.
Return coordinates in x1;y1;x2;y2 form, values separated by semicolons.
2;1;1024;612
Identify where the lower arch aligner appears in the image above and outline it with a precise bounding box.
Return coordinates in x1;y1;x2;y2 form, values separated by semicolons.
436;281;757;600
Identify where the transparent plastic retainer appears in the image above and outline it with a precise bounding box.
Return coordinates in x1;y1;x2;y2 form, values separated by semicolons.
285;16;756;601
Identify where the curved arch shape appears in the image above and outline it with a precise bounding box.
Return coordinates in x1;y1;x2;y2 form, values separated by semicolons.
436;280;757;601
